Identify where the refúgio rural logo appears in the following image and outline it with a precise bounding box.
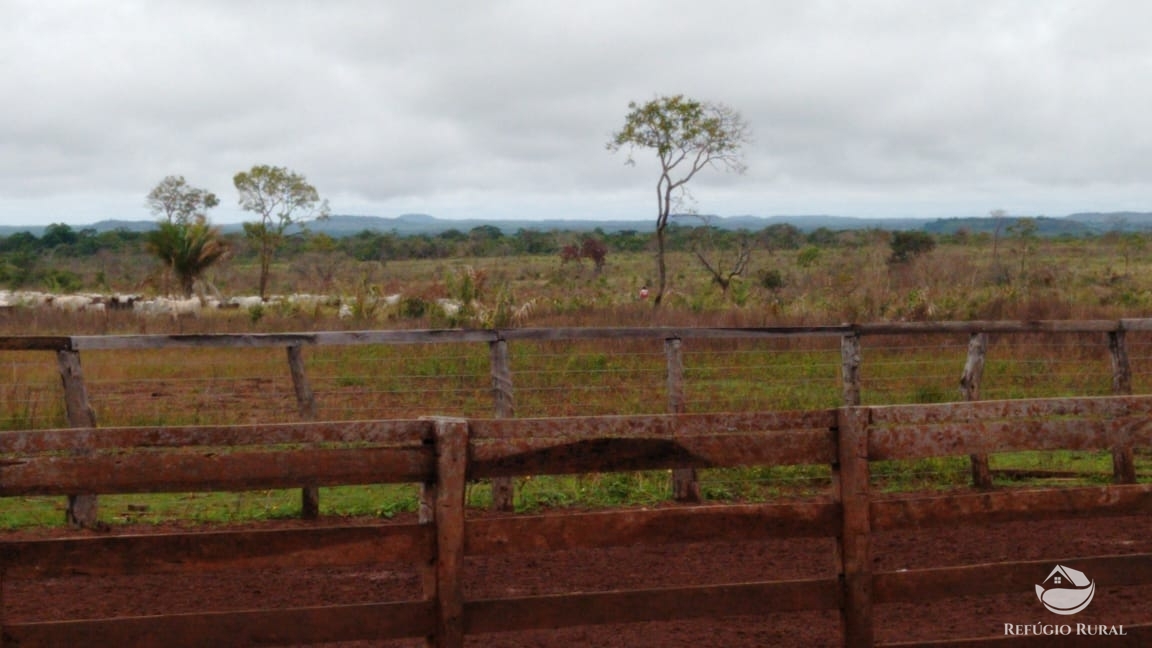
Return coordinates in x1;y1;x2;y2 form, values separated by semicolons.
1003;565;1126;637
1035;564;1095;615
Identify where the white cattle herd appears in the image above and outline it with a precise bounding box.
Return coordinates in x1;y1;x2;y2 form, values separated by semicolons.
0;291;446;319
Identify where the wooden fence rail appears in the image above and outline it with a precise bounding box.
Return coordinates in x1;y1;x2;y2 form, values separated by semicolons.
1;394;1151;646
4;320;1150;526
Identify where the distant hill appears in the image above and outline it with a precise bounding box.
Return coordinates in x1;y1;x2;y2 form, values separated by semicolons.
924;216;1098;237
88;219;158;233
308;214;661;236
296;213;935;236
3;210;1151;238
1065;212;1152;230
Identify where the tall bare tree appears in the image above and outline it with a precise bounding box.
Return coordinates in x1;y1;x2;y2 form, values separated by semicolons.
608;95;749;305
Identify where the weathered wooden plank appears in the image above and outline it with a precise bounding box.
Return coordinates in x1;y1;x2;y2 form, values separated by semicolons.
959;333;987;402
70;333;321;350
869;394;1152;426
1110;330;1133;395
3;601;435;646
871;484;1152;530
488;338;515;513
418;421;436;600
858;320;1120;335
56;351;95;428
836;406;874;648
499;326;852;341
431;418;467;648
961;332;993;489
1109;330;1137;485
0;524;432;579
73;329;503;350
0;419;431;453
286;345;318;420
869;417;1152;461
842;334;862;407
465;501;840;555
0;446;434;495
874;553;1152;604
468;410;838;441
0;336;72;351
469;430;835;478
57;348;99;528
666;337;700;502
879;623;1152;647
1119;317;1152;331
287;344;321;518
313;329;498;345
51;320;1152;352
464;578;841;634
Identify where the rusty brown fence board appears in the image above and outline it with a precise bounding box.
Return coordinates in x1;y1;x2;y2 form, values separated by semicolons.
71;332;323;350
464;578;841;634
0;336;73;351
870;417;1152;461
0;419;430;453
468;410;838;440
0;446;433;495
70;329;499;350
465;501;840;555
4;386;1152;646
873;553;1152;604
470;430;835;478
3;601;435;647
60;320;1143;353
868;394;1152;426
488;336;515;512
837;406;874;647
23;321;1152;518
0;524;432;579
872;484;1152;531
430;418;468;647
856;320;1120;335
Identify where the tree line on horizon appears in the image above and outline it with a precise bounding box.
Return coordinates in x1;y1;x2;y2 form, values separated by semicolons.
0;207;1125;303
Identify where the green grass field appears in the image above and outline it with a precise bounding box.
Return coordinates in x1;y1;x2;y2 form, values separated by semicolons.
2;236;1152;528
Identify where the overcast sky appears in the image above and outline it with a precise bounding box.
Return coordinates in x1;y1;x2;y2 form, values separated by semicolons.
3;0;1151;227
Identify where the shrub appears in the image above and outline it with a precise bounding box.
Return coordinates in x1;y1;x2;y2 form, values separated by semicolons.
888;231;936;264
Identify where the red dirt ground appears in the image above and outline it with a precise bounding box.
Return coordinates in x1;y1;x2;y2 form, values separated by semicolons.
5;504;1152;647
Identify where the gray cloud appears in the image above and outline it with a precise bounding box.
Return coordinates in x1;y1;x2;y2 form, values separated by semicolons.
2;0;1151;225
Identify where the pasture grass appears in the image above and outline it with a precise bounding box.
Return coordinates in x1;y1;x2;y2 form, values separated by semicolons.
3;238;1152;528
1;449;1140;530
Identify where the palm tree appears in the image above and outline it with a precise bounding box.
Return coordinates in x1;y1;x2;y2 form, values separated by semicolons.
147;218;229;297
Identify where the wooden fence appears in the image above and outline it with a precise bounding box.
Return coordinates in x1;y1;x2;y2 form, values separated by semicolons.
2;396;1152;646
7;319;1151;526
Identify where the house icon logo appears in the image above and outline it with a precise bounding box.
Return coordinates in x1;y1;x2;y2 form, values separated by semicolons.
1035;565;1095;615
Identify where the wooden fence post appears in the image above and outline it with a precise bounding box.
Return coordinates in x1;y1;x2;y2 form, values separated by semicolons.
56;349;99;528
960;333;993;489
287;345;320;518
835;406;873;648
841;333;861;407
425;418;467;648
418;419;438;616
1108;329;1137;484
489;338;515;512
666;337;700;502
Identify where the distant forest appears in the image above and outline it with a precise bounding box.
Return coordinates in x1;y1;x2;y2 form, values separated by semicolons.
0;212;1147;294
